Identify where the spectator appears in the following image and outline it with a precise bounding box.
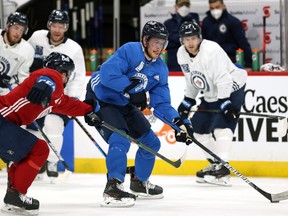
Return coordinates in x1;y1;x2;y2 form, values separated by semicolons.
164;0;199;72
202;0;252;70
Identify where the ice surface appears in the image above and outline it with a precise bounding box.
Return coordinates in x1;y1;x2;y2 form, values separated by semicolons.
0;170;287;216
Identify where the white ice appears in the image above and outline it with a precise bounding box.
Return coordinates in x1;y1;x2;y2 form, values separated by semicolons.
0;170;287;216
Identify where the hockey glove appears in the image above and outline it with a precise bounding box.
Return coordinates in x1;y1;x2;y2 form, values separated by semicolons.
124;76;147;111
0;73;11;88
27;76;55;108
177;96;196;119
219;98;239;122
84;99;102;127
173;117;194;145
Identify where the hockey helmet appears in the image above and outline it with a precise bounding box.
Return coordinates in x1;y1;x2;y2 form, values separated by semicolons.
179;21;201;39
43;52;75;79
142;20;169;49
47;9;70;30
6;12;29;35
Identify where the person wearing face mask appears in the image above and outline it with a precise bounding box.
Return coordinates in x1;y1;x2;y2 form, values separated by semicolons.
164;0;199;72
202;0;252;71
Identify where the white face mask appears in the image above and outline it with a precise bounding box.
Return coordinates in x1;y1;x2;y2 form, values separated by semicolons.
210;9;223;20
178;6;190;18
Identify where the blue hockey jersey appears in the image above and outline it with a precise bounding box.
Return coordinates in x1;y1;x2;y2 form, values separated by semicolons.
90;42;179;121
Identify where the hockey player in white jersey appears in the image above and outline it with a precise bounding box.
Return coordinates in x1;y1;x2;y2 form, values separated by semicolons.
176;21;247;186
27;9;86;181
0;12;34;95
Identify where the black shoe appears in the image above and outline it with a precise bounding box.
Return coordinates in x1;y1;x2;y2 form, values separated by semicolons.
130;178;163;199
196;159;230;185
104;179;136;200
196;158;216;182
3;185;39;210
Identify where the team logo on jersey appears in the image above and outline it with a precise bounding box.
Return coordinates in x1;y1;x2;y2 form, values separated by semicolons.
0;56;10;75
180;64;190;73
219;24;227;33
190;71;210;91
131;72;148;90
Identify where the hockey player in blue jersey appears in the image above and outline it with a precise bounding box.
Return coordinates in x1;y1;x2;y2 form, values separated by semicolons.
85;20;194;207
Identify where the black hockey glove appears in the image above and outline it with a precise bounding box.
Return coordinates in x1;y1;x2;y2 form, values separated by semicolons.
219;98;239;122
27;76;55;108
173;117;194;145
124;76;147;111
177;96;196;119
0;73;11;88
84;99;102;127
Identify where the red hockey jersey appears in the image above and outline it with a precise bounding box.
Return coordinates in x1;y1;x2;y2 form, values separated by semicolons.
0;68;92;126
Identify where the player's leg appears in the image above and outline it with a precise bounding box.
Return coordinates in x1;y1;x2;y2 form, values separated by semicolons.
96;106;136;207
0;116;49;215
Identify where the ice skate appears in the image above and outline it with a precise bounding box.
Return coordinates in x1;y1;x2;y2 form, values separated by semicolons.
46;161;58;184
203;163;231;186
130;178;164;199
1;185;39;215
196;159;215;183
100;179;136;208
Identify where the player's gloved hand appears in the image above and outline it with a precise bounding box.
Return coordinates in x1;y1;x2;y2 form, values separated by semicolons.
173;117;194;145
84;99;102;127
27;76;55;108
219;98;238;122
124;76;147;111
0;73;11;88
177;96;196;119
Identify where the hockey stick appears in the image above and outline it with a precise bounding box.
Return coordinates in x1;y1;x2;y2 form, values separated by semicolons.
33;121;72;185
190;108;288;137
99;120;182;168
73;117;136;173
191;136;288;202
150;108;189;166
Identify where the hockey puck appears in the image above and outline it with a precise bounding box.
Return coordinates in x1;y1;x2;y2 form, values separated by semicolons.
271;200;280;203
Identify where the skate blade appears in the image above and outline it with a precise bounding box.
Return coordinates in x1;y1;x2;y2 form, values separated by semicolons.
204;175;232;187
100;196;135;208
1;204;39;216
195;177;206;184
131;192;164;200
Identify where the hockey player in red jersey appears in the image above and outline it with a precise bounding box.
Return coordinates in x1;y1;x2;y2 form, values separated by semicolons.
0;52;100;215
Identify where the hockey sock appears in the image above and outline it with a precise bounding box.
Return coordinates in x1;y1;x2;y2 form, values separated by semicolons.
106;132;130;182
214;128;233;162
194;133;216;161
8;139;49;194
134;130;160;181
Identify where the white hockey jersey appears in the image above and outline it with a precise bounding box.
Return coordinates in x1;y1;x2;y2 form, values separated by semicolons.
177;39;247;102
28;30;86;99
0;29;34;95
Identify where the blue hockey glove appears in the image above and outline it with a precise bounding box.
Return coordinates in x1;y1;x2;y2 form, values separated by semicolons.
177;96;196;119
84;99;102;127
219;98;238;122
173;117;194;145
124;76;147;111
27;76;55;108
0;73;11;88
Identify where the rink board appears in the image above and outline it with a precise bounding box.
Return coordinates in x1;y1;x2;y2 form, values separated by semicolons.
1;73;288;177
